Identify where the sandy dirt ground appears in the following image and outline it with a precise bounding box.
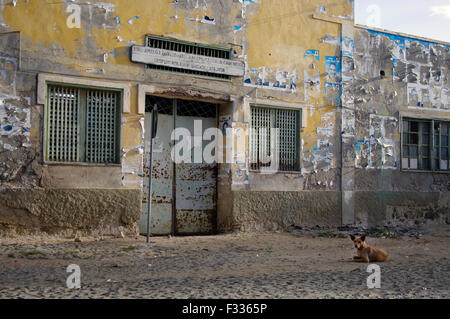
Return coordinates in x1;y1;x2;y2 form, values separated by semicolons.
0;229;449;299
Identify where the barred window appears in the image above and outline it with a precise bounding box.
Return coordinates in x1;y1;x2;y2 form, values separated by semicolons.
45;85;120;164
402;119;449;171
250;105;301;172
145;35;231;80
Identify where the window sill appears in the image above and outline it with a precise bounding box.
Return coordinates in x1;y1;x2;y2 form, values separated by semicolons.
43;161;121;167
249;170;302;175
400;169;449;174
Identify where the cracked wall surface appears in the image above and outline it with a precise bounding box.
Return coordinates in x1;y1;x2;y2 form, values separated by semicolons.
0;0;448;235
348;27;450;228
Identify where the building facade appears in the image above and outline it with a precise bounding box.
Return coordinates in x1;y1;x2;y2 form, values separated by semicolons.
0;0;448;237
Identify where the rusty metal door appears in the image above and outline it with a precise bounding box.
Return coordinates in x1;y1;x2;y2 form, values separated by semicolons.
140;97;217;236
175;99;218;234
139;98;174;235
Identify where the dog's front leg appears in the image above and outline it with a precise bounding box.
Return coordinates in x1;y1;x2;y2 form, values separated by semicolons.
352;255;369;263
360;254;370;263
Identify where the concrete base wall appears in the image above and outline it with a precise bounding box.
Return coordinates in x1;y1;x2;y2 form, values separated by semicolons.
220;191;342;232
0;188;447;237
355;191;450;228
0;188;142;237
218;190;450;233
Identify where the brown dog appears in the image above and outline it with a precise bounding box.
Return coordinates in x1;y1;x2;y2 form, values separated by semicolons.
350;235;388;263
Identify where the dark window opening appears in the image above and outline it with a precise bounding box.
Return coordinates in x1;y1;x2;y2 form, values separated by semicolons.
402;118;449;171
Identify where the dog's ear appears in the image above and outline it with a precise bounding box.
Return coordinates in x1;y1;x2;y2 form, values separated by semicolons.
361;235;366;242
349;234;355;241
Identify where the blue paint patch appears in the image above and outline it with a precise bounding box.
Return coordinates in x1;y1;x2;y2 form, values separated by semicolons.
324;82;341;106
325;56;341;83
304;49;319;61
273;82;287;89
366;29;450;51
341;36;354;57
355;140;365;152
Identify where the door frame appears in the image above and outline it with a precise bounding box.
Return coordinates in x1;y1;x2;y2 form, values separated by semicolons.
140;86;228;235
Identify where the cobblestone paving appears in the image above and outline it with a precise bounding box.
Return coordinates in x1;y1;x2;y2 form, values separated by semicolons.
0;231;449;299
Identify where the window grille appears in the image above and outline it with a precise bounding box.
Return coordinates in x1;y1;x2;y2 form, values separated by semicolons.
47;86;80;162
145;96;173;115
176;99;217;118
145;96;217;118
145;35;231;80
46;85;120;164
250;105;301;172
86;89;119;163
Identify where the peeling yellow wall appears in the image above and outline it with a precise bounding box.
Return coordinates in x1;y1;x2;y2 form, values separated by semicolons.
1;0;353;189
2;0;236;67
3;0;87;56
243;0;352;173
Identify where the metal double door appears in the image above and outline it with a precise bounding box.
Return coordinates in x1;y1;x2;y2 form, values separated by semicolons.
139;97;218;235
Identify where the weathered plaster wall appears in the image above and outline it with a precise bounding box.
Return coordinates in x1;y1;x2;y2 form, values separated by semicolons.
232;191;341;231
0;188;141;236
0;0;355;235
0;0;448;235
241;0;353;178
0;31;39;187
355;191;449;229
348;27;450;228
351;28;449;172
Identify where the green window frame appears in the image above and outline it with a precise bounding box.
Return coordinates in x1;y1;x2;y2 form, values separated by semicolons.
250;105;302;172
45;84;121;164
402;118;449;171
